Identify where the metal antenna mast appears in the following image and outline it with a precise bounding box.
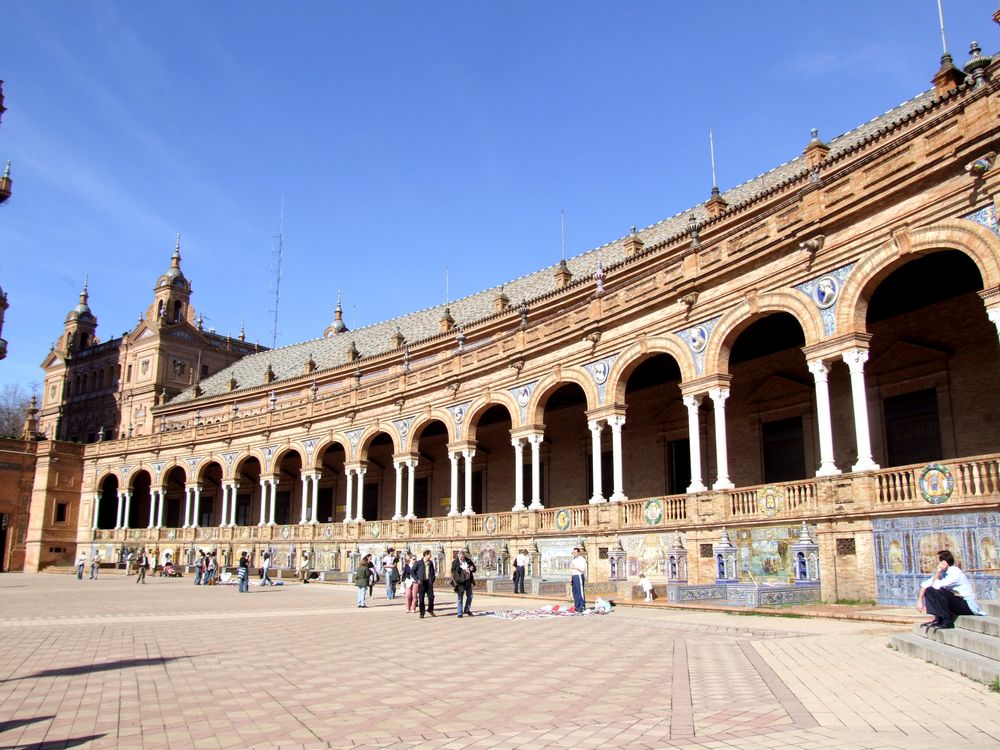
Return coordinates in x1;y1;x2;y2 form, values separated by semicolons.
270;196;285;349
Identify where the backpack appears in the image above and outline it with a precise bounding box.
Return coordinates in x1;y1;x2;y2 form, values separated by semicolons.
452;566;468;586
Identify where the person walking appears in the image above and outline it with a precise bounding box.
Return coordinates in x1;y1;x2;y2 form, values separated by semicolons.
298;550;312;583
354;553;372;607
89;549;102;579
205;552;218;585
261;551;273;586
124;549;135;577
76;550;87;580
451;548;477;618
194;550;205;585
412;549;436;618
513;549;527;594
136;549;149;584
640;573;654;602
237;552;250;593
366;556;378;598
570;547;587;611
402;554;419;613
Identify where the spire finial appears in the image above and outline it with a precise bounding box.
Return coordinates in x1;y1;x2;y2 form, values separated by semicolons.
2;161;9;179
239;317;246;341
80;274;89;303
561;208;566;261
937;0;949;57
171;234;181;268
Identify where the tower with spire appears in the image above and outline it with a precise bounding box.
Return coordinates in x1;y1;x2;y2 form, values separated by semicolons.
36;237;265;442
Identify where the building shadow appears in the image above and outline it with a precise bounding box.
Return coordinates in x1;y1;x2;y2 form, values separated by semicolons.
0;717;55;735
1;733;106;749
2;655;208;683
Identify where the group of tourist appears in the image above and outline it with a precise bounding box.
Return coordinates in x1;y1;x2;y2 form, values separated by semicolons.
352;546;479;618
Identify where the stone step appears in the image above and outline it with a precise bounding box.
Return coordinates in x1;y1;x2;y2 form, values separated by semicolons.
956;614;1000;638
890;633;1000;685
980;599;1000;618
910;621;1000;661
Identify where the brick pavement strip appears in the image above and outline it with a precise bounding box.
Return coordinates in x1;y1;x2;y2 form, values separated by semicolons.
0;576;998;750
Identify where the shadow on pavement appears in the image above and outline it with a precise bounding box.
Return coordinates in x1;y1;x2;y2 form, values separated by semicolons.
3;655;200;683
0;733;105;749
0;717;54;735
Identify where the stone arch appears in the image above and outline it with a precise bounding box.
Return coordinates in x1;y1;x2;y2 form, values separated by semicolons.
157;459;188;489
270;444;304;469
94;468;122;493
705;290;823;376
195;459;225;484
465;392;520;442
837;219;1000;333
234;450;266;477
607;336;697;404
525;366;599;425
405;409;455;453
126;467;154;492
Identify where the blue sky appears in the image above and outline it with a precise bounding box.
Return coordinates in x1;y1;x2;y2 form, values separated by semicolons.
0;1;995;392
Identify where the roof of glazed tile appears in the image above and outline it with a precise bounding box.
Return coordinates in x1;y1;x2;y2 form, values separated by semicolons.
172;87;940;404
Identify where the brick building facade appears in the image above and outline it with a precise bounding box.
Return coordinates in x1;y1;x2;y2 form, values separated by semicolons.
13;41;1000;606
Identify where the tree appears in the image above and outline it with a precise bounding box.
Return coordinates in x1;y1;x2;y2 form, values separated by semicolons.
0;383;31;438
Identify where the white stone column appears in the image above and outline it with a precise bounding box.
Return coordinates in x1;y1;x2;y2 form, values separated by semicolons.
191;485;202;528
807;360;841;477
354;468;366;522
393;461;404;520
462;449;476;516
147;488;157;529
115;491;124;529
511;438;526;512
229;481;239;526
344;468;354;522
448;452;460;517
708;387;734;490
309;474;319;524
608;414;627;502
258;479;268;526
528;433;544;510
843;348;880;472
219;484;229;528
153;489;163;529
588;419;605;504
683;395;707;492
299;473;310;524
122;490;132;529
405;459;417;519
181;487;190;528
988;307;1000;338
267;479;277;525
92;493;101;530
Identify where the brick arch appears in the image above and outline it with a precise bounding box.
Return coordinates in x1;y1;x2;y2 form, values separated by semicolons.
126;468;154;491
837;219;1000;334
465;394;519;442
404;409;454;453
234;450;267;477
94;468;123;492
525;367;598;425
358;425;399;459
312;436;351;470
271;445;305;470
195;459;226;484
159;460;189;487
607;337;697;405
705;291;823;376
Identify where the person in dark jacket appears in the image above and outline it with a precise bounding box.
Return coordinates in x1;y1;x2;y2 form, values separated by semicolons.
354;554;372;607
451;549;477;618
411;550;436;618
237;552;250;593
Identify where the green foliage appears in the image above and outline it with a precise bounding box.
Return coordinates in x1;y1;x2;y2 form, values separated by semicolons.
989;676;1000;694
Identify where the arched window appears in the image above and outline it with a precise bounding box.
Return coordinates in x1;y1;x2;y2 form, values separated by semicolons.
173;301;182;323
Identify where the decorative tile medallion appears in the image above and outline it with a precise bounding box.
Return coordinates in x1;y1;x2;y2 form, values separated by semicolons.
448;402;471;440
583;353;619;405
675;316;720;375
794;263;854;335
510;381;538;423
643;498;664;526
484;514;499;535
302;438;318;461
965;204;999;236
281;525;291;539
166;528;176;540
757;486;784;518
324;525;333;538
555;509;571;532
918;463;954;505
392;417;413;444
369;522;381;539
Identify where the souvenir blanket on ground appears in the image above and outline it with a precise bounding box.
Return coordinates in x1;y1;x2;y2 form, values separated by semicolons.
484;602;613;620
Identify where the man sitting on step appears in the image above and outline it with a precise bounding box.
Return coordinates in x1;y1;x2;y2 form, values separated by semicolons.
916;550;984;630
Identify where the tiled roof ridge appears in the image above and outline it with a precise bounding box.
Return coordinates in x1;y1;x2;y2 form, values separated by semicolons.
170;79;971;405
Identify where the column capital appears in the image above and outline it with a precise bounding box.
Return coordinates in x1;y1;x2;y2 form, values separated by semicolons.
587;419;605;433
345;461;368;472
707;386;730;403
510;425;545;441
682;393;702;410
526;432;545;447
585;404;626;422
680;373;732;398
842;347;870;371
607;414;626;430
185;483;203;491
801;332;871;362
807;359;830;379
447;440;478;454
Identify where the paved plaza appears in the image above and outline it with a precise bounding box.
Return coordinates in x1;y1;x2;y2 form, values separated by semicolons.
0;575;998;750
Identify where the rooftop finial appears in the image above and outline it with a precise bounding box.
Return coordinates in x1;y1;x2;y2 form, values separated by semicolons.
239;317;246;341
172;233;181;267
561;208;566;260
2;161;9;179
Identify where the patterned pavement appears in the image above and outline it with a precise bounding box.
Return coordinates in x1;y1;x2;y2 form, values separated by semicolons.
0;574;998;749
